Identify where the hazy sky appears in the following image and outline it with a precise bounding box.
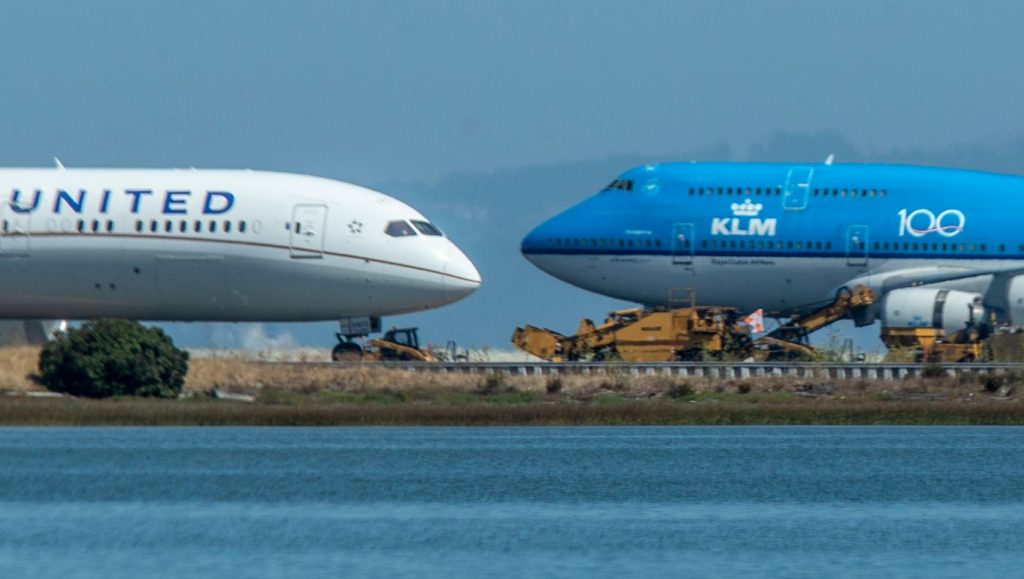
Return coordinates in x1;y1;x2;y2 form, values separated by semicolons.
2;1;1024;351
4;1;1024;181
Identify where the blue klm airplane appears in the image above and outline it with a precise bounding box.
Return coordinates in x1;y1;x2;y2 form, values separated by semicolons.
521;161;1024;337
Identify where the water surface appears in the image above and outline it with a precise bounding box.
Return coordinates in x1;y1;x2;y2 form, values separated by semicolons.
0;427;1021;577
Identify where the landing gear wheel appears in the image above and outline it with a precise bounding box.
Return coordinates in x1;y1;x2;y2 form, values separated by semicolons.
331;341;364;362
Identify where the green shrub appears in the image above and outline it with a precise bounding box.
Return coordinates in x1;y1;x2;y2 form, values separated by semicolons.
921;363;946;379
668;382;695;399
546;376;563;394
39;319;189;399
981;373;1005;394
476;372;507;395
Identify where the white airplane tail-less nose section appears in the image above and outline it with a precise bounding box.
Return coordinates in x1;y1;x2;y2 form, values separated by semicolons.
443;243;482;303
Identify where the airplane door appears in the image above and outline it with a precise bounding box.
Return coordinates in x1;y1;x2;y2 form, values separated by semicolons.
846;225;869;266
0;201;30;256
672;223;694;265
783;167;813;211
290;204;328;259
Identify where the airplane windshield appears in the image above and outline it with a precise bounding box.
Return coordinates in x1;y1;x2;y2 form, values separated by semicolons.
411;220;443;236
602;179;633;192
385;220;417;237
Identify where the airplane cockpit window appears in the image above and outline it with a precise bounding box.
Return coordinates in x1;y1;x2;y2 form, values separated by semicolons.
411;220;443;236
602;179;634;192
385;220;417;237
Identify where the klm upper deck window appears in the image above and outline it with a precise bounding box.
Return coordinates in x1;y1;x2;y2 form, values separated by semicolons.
411;220;443;236
385;220;417;237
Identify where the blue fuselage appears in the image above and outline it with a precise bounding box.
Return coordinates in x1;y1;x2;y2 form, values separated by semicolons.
520;163;1024;315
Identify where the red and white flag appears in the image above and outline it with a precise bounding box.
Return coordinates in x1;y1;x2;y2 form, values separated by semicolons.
744;309;765;333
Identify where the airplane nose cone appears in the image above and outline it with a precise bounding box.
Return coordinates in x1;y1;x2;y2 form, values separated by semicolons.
443;242;481;303
521;218;556;265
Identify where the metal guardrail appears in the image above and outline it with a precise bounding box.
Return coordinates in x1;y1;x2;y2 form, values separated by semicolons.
274;361;1024;381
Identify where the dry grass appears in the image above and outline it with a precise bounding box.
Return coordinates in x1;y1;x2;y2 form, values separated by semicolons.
0;347;44;391
2;346;1024;425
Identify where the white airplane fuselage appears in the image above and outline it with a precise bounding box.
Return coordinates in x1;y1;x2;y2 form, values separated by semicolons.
0;168;480;322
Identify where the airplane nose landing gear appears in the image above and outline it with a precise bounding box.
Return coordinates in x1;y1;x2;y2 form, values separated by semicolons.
331;316;382;361
331;337;365;361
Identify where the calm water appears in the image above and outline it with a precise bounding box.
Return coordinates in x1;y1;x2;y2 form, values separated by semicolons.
0;427;1022;578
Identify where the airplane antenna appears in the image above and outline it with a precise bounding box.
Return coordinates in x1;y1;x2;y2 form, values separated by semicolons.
824;153;835;166
53;157;65;170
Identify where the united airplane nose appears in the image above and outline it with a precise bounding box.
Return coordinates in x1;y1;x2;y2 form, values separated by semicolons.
443;242;481;303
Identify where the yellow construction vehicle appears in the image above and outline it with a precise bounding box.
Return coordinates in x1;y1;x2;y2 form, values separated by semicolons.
512;305;752;362
881;326;985;363
758;285;876;360
513;286;882;363
332;327;437;362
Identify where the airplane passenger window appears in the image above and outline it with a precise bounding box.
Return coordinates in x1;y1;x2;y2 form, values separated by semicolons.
210;221;218;233
106;220;114;233
411;220;443;236
239;221;247;233
164;220;173;233
385;220;417;237
76;220;85;233
150;220;158;233
194;220;202;233
1;220;7;233
179;221;188;233
91;220;99;232
135;220;143;232
224;220;232;233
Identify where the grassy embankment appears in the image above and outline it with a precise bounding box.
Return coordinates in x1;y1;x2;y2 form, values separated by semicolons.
1;347;1023;425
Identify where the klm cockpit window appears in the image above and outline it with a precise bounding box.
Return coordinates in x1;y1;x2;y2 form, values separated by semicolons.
385;220;417;237
411;220;443;236
603;179;634;192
